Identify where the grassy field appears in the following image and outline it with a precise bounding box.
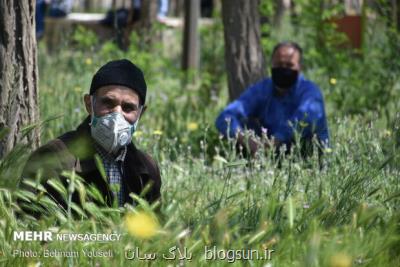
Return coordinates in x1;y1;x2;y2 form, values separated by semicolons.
1;7;400;267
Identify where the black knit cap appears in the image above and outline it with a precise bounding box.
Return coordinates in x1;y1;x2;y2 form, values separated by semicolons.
90;59;147;105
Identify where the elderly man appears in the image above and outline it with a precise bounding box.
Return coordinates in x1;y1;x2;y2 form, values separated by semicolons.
19;59;161;214
216;42;329;156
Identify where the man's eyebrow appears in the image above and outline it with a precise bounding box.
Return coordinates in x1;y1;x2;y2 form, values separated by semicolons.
97;95;138;106
100;95;117;100
122;101;139;107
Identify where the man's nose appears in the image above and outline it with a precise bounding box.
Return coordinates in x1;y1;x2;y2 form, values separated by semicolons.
110;105;123;113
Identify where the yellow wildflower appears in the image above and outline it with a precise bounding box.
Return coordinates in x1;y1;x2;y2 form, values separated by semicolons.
262;237;278;249
153;130;163;136
330;252;352;267
329;78;337;85
133;130;143;137
27;262;40;267
73;86;82;93
187;122;199;131
85;58;92;65
124;211;159;239
383;129;391;138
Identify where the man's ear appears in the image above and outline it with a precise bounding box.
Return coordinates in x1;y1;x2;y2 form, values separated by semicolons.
84;94;92;114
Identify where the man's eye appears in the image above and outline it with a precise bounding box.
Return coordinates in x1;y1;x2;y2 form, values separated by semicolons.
101;99;113;107
123;105;138;112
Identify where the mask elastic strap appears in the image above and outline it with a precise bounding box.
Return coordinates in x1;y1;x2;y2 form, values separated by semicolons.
89;95;96;125
131;106;143;133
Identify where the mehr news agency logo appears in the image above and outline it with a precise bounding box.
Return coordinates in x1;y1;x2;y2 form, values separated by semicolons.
13;231;121;242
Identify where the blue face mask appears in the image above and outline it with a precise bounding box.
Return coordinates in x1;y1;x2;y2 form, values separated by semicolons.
90;97;141;154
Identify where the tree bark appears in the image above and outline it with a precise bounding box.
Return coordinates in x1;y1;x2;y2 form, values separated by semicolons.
182;0;200;72
137;0;158;46
170;0;184;17
392;0;400;31
221;0;266;101
273;0;286;27
84;0;93;12
398;0;400;31
0;0;39;157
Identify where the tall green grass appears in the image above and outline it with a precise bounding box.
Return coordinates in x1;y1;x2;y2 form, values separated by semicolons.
1;114;399;266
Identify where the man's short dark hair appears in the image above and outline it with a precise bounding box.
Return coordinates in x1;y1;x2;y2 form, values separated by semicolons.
271;41;303;65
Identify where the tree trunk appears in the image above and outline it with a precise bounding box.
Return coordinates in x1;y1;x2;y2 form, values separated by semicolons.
221;0;266;101
398;0;400;31
273;0;286;27
170;0;184;17
84;0;93;12
137;0;158;46
182;0;200;72
0;0;39;158
392;0;400;31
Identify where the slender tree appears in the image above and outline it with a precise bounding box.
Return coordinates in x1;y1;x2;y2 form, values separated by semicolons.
393;0;400;31
170;0;184;17
0;0;39;157
182;0;200;73
137;0;158;46
221;0;266;101
273;0;287;28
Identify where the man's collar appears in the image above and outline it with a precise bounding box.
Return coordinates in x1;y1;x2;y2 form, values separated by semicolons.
93;142;128;162
76;116;92;134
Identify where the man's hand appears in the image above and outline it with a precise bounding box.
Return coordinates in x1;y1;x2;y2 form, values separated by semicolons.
237;132;261;157
237;132;281;157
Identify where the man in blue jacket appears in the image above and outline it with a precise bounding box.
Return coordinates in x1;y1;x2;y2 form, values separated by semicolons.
216;42;329;156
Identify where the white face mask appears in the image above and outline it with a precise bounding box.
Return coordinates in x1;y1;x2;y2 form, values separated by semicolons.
90;97;140;154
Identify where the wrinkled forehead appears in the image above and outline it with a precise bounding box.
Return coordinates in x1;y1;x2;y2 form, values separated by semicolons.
94;85;140;103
